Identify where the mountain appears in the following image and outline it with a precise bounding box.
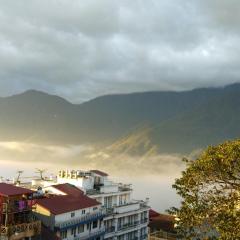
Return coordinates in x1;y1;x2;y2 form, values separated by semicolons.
0;84;239;154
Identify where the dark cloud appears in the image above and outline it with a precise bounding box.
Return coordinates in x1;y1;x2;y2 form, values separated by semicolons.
0;0;239;102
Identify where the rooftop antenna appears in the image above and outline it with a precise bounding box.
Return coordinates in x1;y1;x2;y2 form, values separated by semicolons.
16;170;23;184
35;168;47;180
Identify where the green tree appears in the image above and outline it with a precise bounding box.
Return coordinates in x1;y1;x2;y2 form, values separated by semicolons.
170;140;240;240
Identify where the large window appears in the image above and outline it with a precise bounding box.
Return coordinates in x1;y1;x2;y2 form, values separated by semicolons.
71;227;76;236
78;225;84;233
93;220;98;229
60;230;67;239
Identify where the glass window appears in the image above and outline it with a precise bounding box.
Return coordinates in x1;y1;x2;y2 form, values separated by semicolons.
60;230;67;239
78;225;84;233
93;220;98;229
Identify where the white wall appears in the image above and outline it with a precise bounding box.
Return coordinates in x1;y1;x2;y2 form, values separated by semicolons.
57;176;94;190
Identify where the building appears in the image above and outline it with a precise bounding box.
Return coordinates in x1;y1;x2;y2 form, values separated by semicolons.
148;210;177;240
57;170;150;240
0;183;41;240
34;183;105;240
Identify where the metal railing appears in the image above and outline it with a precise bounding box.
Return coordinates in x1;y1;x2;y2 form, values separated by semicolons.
104;200;149;216
56;212;105;230
74;229;105;240
105;226;115;233
149;231;177;240
0;220;41;237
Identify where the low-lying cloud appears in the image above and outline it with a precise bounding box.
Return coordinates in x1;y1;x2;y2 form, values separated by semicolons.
0;141;185;177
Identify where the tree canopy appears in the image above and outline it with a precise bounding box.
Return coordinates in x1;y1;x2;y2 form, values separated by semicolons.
170;140;240;239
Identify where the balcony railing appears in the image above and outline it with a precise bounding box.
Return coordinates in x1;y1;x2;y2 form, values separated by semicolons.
73;229;105;240
140;233;148;240
105;226;115;234
2;201;34;214
105;200;149;216
86;183;132;195
118;221;140;232
140;218;148;224
149;231;178;240
117;218;148;233
125;237;138;240
56;212;105;230
0;220;41;239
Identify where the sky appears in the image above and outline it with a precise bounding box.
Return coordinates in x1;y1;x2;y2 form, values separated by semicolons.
0;0;240;103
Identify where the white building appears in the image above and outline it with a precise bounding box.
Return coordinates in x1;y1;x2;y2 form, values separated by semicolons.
57;170;150;240
34;183;105;240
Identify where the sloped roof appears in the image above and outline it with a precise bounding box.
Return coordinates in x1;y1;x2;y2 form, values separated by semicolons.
90;170;108;177
50;183;84;197
149;209;160;219
0;183;33;197
36;194;100;215
149;213;175;233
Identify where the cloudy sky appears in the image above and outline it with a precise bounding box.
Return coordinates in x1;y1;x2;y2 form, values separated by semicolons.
0;0;240;102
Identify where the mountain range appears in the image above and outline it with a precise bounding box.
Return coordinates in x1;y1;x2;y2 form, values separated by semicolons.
0;83;240;155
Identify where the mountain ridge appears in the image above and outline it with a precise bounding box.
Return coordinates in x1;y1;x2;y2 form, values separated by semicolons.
0;83;239;154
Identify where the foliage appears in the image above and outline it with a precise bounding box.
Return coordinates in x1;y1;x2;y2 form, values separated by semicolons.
170;140;240;239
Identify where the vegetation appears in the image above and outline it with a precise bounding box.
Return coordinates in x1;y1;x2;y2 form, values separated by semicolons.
170;140;240;239
1;84;240;155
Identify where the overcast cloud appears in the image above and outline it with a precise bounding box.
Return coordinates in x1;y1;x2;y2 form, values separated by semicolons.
0;0;240;102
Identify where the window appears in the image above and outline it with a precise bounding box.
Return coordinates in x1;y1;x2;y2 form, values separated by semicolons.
71;212;75;218
82;209;86;214
92;220;98;229
87;223;91;230
60;230;67;239
71;227;76;236
93;207;98;211
78;225;84;233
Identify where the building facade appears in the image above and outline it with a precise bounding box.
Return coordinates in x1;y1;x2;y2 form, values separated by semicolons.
57;170;150;240
0;183;41;240
34;184;105;240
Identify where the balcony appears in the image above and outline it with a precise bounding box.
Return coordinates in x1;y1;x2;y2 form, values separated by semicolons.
73;229;105;240
105;226;115;234
2;201;34;214
105;200;149;216
140;218;148;224
149;231;178;240
86;183;132;195
118;184;132;192
117;218;148;234
0;221;41;240
117;221;140;232
140;234;148;240
55;212;105;230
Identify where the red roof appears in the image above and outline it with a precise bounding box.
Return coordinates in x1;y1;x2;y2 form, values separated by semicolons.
50;184;84;197
0;183;33;197
149;213;175;233
36;194;100;215
149;209;160;219
90;170;108;177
